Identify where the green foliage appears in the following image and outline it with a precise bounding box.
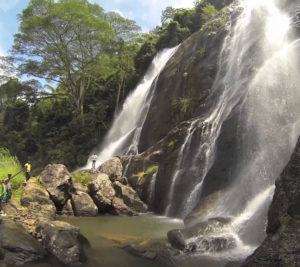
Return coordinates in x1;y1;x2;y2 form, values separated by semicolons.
132;171;146;181
134;34;158;76
202;4;218;23
11;188;22;204
172;97;194;122
13;0;115;116
0;148;25;190
156;21;190;50
145;165;159;175
200;8;228;32
4;100;29;132
132;165;158;181
168;140;175;150
72;172;91;186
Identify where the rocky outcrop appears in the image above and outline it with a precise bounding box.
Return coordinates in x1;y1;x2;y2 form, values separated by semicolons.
121;121;191;213
62;199;74;216
137;8;232;153
242;137;300;267
71;190;98;216
111;197;137;216
40;164;73;209
36;220;90;266
98;157;123;182
0;219;47;266
167;217;235;253
21;179;54;207
89;172;116;212
113;181;148;213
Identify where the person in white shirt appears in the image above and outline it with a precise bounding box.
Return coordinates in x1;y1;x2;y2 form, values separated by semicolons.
91;153;97;169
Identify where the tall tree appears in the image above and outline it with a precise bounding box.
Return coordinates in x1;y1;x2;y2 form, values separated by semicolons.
12;0;114;116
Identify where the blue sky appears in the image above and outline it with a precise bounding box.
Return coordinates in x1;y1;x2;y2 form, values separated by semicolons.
0;0;195;56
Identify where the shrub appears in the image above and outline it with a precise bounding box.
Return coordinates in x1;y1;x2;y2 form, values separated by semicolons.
145;165;159;175
0;148;25;191
72;172;91;186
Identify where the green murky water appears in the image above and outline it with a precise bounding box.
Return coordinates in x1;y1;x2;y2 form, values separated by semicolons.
32;214;183;267
63;214;183;267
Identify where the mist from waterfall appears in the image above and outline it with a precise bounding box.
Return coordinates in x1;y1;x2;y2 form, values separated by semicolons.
84;47;178;169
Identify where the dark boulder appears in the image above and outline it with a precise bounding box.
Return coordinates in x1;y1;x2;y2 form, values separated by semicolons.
36;220;90;266
98;157;123;182
167;217;235;253
113;181;148;213
21;178;54;207
62;199;74;216
0;219;47;266
40;164;73;209
88;172;116;212
111;197;137;216
71;190;98;216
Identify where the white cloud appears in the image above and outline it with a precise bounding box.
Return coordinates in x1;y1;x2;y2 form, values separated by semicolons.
0;0;21;12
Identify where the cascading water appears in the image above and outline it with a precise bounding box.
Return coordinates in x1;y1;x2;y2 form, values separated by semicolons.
83;0;299;262
164;0;300;260
84;46;178;169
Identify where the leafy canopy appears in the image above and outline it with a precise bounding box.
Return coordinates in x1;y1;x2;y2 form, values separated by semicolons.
13;0;114;115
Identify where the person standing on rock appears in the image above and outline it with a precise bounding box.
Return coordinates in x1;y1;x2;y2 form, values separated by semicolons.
0;180;6;215
91;153;97;169
3;175;12;203
24;160;32;182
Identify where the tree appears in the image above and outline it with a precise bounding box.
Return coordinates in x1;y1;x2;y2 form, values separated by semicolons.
104;11;141;41
12;0;114;117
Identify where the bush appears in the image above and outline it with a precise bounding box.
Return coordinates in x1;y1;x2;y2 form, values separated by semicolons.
0;148;25;191
72;172;91;186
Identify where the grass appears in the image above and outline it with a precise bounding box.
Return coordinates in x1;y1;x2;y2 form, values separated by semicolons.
132;171;146;181
72;172;91;186
132;165;159;180
0;148;25;191
145;165;159;175
168;140;175;150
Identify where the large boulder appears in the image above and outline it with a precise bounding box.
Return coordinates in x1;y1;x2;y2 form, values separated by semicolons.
98;157;123;182
0;219;47;266
40;164;73;209
113;181;148;213
62;199;74;216
88;172;116;211
21;178;54;207
112;197;137;216
36;220;90;266
71;191;98;216
243;137;300;267
167;218;235;253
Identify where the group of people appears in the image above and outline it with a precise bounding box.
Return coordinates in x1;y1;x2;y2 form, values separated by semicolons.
0;174;12;216
0;161;31;216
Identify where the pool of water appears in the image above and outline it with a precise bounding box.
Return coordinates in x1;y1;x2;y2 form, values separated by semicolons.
27;214;244;267
63;214;183;267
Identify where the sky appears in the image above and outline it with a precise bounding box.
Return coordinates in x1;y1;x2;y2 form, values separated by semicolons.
0;0;195;56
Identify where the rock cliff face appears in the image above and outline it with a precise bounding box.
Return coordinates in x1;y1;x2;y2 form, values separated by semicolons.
242;137;300;267
138;10;230;153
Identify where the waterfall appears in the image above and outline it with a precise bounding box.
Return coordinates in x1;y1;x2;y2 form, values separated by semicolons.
164;0;300;257
84;46;178;169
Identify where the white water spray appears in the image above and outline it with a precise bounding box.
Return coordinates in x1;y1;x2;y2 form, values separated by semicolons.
163;0;300;258
84;46;178;169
